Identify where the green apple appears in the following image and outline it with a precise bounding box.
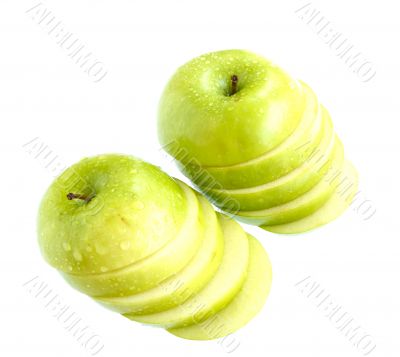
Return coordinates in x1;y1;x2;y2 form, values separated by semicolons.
168;234;272;340
60;180;204;297
158;50;357;234
38;154;190;275
38;153;273;339
158;50;307;167
125;214;250;328
262;161;358;234
180;81;323;190
206;107;335;211
95;193;224;314
234;138;345;226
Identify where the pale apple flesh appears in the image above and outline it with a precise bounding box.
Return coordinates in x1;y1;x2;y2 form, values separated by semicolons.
167;234;272;340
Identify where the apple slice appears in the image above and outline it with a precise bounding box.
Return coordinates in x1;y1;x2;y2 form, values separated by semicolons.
262;161;358;234
94;193;224;315
61;180;204;297
124;214;249;328
234;137;345;226
207;106;334;211
178;81;323;190
167;234;272;340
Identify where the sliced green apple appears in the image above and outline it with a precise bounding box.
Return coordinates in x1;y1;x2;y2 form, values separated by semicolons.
61;180;204;297
206;107;334;211
180;81;324;190
38;154;189;275
167;234;272;340
124;214;249;328
94;193;224;314
233;137;345;226
158;50;307;167
262;161;358;234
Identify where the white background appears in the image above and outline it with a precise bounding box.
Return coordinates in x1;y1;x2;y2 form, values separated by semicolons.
1;0;399;356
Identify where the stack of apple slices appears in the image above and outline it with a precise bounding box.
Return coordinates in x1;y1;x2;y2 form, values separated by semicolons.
158;50;358;234
38;154;272;340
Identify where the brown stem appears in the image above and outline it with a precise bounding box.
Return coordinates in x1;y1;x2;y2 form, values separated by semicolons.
67;193;94;203
230;75;238;96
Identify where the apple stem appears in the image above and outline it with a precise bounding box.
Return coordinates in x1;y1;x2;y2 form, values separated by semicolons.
67;193;94;203
230;75;238;96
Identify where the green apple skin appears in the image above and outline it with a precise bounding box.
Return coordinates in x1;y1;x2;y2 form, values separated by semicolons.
38;154;190;276
234;138;345;226
60;180;204;297
180;81;323;190
95;193;224;314
206;108;335;211
168;234;272;340
125;214;250;328
158;49;306;167
262;161;358;234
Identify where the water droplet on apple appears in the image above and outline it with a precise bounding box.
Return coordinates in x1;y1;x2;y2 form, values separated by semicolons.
73;251;83;261
67;266;73;272
100;266;108;273
85;246;92;252
62;242;71;251
95;243;107;255
120;241;131;251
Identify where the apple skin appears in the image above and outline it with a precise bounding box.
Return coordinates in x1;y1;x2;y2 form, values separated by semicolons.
37;154;189;275
179;81;323;190
95;193;224;314
60;180;204;297
158;49;306;167
205;108;335;211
